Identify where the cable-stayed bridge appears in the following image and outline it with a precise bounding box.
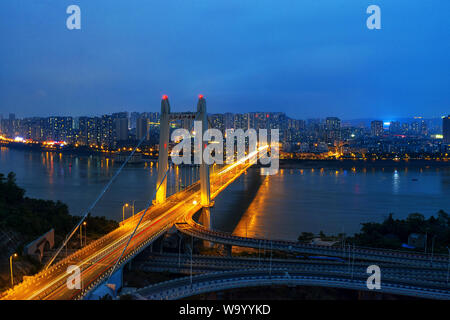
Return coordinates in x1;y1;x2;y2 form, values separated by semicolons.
1;95;449;300
0;96;271;300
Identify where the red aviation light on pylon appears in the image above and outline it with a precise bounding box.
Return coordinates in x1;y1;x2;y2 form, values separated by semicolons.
162;95;168;100
198;94;204;99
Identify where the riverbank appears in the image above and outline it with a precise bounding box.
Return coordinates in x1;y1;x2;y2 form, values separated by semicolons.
0;141;158;162
279;158;450;169
3;142;449;169
0;172;118;292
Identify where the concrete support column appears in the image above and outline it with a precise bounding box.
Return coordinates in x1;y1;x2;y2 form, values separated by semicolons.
199;207;211;229
199;207;212;248
225;244;232;257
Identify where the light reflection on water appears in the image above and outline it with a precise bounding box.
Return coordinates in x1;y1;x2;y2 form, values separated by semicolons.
1;147;450;240
214;166;450;240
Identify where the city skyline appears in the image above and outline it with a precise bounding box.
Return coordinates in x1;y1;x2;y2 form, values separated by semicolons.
1;1;450;305
1;1;449;119
1;109;448;123
2;107;448;157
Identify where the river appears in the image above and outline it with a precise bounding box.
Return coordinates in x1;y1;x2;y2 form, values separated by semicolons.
1;147;449;241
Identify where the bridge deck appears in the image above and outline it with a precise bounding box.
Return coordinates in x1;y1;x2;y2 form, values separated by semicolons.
131;268;450;300
176;214;450;268
1;152;257;300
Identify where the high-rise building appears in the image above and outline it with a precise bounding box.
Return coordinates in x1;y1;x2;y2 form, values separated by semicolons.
325;117;341;143
130;112;140;129
148;112;159;124
210;114;225;133
401;122;409;134
112;112;129;142
326;117;340;130
443;115;450;144
420;120;428;136
371;120;384;137
224;113;234;130
389;121;401;134
136;116;149;141
100;115;114;147
411;121;421;135
114;117;129;141
22;117;44;141
287;118;305;131
46;116;73;142
78;116;101;146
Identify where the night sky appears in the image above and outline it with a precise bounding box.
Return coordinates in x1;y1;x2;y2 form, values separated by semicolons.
0;0;449;119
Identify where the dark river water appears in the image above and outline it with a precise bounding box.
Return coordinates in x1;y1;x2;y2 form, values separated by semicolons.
1;147;449;241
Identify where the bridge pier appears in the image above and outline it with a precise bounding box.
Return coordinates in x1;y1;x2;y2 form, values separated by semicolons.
358;290;384;300
199;207;212;248
224;244;232;257
148;234;165;254
85;267;123;300
199;207;211;229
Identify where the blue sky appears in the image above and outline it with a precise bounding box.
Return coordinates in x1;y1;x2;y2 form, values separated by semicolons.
0;0;449;119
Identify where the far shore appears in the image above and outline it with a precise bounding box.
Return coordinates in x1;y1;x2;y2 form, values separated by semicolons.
278;158;450;169
2;142;449;169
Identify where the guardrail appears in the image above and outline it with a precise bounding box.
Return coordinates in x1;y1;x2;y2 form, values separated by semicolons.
176;219;449;268
132;269;450;300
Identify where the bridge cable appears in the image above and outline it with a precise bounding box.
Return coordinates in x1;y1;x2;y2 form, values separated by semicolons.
44;132;151;270
105;114;207;290
105;165;171;287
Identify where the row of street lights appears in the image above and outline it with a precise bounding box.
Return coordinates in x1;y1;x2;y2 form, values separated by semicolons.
8;221;88;289
7;200;135;290
6;241;450;290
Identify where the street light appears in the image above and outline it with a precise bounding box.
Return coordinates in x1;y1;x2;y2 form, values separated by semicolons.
10;253;18;287
269;241;273;276
190;235;193;287
258;240;261;267
178;236;182;268
83;221;87;247
122;203;129;222
447;247;450;285
430;235;437;266
79;223;83;248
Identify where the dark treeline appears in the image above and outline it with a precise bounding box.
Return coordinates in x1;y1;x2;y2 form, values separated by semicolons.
350;211;450;253
0;172;118;244
298;211;450;253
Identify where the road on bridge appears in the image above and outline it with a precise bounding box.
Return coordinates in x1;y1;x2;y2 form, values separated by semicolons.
0;150;259;300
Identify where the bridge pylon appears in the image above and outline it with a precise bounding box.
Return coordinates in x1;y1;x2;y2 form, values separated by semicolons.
156;95;212;247
156;95;170;204
196;96;213;247
196;95;211;208
155;95;211;212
